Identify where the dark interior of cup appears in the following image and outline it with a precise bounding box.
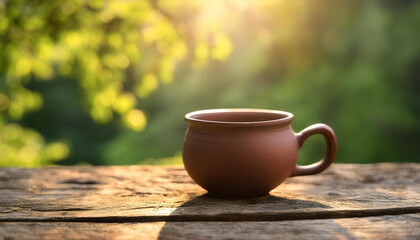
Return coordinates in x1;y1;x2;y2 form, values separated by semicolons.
191;111;288;123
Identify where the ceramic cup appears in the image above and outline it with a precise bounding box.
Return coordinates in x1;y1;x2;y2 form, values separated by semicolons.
182;109;337;198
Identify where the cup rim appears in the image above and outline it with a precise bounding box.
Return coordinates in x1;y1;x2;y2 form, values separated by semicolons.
185;108;294;127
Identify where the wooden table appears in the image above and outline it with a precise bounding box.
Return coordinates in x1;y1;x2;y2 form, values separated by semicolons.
0;163;419;239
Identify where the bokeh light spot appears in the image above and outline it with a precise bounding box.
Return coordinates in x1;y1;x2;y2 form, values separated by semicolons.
15;58;32;76
124;109;147;131
90;107;113;123
45;142;70;160
113;93;136;114
211;33;233;61
136;73;159;98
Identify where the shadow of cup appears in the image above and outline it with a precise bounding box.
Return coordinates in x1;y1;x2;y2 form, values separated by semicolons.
157;194;354;239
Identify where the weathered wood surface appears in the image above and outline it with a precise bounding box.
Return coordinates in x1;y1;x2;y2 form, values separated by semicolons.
0;163;419;239
0;163;419;222
0;214;419;240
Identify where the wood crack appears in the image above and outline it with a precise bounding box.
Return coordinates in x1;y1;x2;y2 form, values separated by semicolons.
1;206;419;223
30;208;92;212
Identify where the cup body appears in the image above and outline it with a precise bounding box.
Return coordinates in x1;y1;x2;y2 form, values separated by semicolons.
182;109;298;198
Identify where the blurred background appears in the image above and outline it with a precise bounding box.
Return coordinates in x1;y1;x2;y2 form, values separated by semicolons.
0;0;419;167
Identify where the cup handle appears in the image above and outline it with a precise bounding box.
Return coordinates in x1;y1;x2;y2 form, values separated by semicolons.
290;123;337;177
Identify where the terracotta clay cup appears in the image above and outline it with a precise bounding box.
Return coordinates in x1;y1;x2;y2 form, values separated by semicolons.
182;109;337;198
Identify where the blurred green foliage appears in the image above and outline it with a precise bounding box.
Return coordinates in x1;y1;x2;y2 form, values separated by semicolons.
0;0;231;166
1;0;419;166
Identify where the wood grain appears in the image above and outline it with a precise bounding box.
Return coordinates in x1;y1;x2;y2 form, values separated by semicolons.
0;214;418;240
0;163;419;222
